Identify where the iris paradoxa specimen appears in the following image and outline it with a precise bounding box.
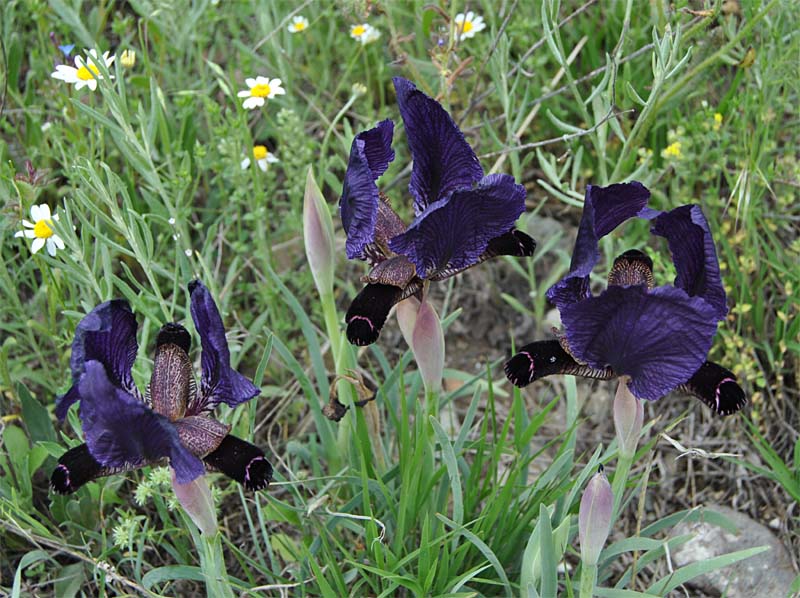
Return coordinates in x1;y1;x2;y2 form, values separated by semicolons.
505;182;746;416
340;77;536;346
51;281;273;495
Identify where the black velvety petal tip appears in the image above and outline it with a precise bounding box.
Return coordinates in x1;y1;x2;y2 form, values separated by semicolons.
345;283;404;346
203;435;273;491
486;230;537;258
678;361;747;416
156;322;192;353
50;444;104;494
504;340;614;387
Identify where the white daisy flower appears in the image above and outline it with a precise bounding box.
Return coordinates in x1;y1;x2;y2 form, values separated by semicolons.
50;49;115;91
454;12;486;39
350;23;381;45
14;204;65;256
237;76;286;110
288;16;309;33
241;145;279;172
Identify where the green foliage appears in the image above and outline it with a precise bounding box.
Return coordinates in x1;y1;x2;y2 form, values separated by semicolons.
1;0;796;595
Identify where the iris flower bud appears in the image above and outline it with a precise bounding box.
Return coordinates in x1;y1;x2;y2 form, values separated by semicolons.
613;378;644;459
171;469;217;535
578;467;613;567
396;296;445;394
303;167;336;295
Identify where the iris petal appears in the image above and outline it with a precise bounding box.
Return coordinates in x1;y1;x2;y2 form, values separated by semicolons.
78;361;205;484
546;182;651;311
560;285;719;400
188;280;260;412
651;204;727;319
56;299;140;420
389;173;525;279
393;77;483;213
340;120;395;259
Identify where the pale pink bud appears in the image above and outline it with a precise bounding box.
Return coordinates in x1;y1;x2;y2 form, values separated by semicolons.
171;470;217;535
303;167;336;294
396;296;445;394
578;468;613;566
613;378;644;458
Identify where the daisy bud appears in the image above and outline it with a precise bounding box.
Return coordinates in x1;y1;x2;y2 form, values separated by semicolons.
120;49;136;68
396;296;445;394
613;378;644;459
578;467;613;567
303;167;336;295
171;469;217;535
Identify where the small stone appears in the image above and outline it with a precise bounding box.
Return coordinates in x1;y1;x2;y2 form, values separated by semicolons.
672;505;795;598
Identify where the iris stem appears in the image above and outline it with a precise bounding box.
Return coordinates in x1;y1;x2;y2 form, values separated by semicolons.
579;563;598;598
610;451;633;524
196;531;234;598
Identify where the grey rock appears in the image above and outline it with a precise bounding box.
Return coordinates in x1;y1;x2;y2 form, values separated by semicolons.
672;505;796;597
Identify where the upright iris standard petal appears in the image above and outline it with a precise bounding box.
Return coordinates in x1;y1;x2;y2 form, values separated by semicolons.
560;285;719;400
188;281;260;411
56;299;140;420
546;182;651;311
393;77;483;213
78;361;205;484
340;120;395;259
651;204;727;319
389;173;525;279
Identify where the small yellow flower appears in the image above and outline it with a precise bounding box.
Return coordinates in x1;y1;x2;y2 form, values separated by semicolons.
713;112;723;131
350;23;381;45
287;16;309;33
454;11;486;39
15;204;65;256
241;145;279;172
50;49;115;91
120;49;136;68
237;76;286;110
661;141;682;160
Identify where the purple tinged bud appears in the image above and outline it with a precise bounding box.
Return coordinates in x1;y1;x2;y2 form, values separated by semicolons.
578;467;613;566
396;296;445;394
613;378;644;458
171;469;217;535
303;167;336;294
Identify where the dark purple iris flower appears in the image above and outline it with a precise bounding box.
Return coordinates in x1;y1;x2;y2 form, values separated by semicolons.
340;77;536;346
51;280;272;494
505;182;746;416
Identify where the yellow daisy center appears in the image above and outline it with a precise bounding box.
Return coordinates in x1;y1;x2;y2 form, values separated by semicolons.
253;145;268;160
293;22;307;31
250;83;272;97
76;63;100;81
461;20;474;33
34;219;54;239
352;25;366;37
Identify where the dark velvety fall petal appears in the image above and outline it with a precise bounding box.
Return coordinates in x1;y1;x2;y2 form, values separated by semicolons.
203;435;272;491
56;300;140;420
340;120;396;259
78;361;205;484
677;361;747;416
504;340;614;387
546;182;651;311
389;174;526;279
364;255;418;288
345;283;407;346
393;77;483;213
188;280;260;413
50;443;128;494
174;416;230;458
651;204;728;319
560;285;720;400
428;229;537;281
